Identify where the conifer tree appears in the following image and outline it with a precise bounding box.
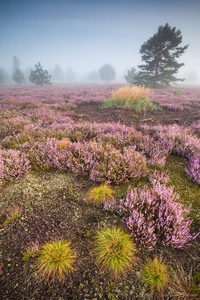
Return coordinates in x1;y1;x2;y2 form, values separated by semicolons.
29;62;52;85
126;24;188;87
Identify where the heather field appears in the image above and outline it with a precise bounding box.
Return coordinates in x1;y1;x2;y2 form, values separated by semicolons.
0;84;200;300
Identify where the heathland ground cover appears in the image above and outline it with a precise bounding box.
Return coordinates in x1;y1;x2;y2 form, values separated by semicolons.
0;84;200;299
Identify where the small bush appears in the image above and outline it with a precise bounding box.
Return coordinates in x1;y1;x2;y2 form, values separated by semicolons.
119;183;196;250
86;184;114;205
94;226;137;278
141;257;169;299
0;149;31;184
35;240;76;282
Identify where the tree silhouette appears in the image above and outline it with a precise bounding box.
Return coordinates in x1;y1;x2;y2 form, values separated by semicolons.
29;62;52;85
126;23;188;87
99;64;116;81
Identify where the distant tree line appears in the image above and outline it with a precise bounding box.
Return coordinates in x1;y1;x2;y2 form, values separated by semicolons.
0;23;189;87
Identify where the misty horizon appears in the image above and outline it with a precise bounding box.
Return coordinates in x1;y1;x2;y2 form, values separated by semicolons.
1;0;200;84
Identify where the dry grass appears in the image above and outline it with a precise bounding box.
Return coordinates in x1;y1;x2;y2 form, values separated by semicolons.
170;264;198;300
111;86;150;102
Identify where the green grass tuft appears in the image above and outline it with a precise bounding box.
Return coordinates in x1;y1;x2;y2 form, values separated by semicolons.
35;240;76;282
94;226;137;278
141;257;169;297
86;184;114;205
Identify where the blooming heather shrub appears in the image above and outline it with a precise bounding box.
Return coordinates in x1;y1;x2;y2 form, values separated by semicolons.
90;145;147;184
140;124;200;158
120;183;196;250
149;171;170;185
69;122;140;146
0;117;29;138
29;139;147;183
0;149;31;183
186;155;200;184
136;134;173;167
190;120;200;133
140;124;200;182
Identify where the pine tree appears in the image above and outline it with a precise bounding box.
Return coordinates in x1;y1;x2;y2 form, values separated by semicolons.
29;62;52;85
126;24;188;88
13;69;25;84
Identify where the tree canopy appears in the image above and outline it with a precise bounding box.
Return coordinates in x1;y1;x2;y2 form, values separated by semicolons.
99;64;116;81
125;23;189;88
29;62;52;85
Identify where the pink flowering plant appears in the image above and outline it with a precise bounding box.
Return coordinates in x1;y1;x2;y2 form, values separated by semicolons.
0;149;31;184
119;183;197;250
28;139;147;184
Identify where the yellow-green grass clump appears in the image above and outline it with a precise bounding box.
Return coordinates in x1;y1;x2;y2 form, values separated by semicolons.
86;184;114;206
94;226;137;278
111;86;150;102
141;257;169;298
35;240;76;282
103;86;158;111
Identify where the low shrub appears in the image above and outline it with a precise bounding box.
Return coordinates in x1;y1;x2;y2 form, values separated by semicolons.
29;139;147;184
119;183;196;250
186;155;200;185
94;226;137;278
0;149;31;184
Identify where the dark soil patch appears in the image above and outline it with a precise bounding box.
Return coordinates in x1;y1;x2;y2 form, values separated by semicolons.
73;102;200;128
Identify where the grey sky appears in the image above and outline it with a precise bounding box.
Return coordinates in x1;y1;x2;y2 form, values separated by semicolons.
0;0;200;82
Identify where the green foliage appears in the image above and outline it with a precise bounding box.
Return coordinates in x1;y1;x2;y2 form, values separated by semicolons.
126;23;189;87
12;69;25;84
165;155;200;229
99;64;116;81
94;226;136;278
29;62;52;85
141;257;169;298
124;67;138;84
86;184;114;205
35;240;76;282
103;98;159;112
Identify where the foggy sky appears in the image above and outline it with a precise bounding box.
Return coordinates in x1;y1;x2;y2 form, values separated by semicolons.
0;0;200;82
